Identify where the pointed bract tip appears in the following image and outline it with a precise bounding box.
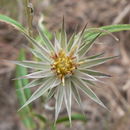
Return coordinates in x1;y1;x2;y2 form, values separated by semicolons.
62;15;65;29
80;23;88;36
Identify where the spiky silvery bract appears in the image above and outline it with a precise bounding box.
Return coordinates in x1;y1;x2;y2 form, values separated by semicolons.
12;20;116;123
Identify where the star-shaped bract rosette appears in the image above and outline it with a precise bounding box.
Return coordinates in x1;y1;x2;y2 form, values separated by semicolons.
12;19;116;124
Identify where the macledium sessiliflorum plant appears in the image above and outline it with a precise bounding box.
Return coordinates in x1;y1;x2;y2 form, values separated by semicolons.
11;19;117;123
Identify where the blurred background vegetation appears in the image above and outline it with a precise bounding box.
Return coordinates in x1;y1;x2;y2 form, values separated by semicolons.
0;0;130;130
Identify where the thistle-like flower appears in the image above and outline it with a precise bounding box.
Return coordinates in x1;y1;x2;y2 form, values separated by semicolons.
12;20;116;123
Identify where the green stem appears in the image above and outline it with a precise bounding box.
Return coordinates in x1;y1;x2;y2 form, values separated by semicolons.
21;1;35;130
24;0;33;36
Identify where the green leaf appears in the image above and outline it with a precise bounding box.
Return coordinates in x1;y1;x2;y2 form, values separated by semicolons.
50;124;57;130
56;113;87;124
15;49;35;129
0;14;50;58
1;14;130;42
33;113;47;130
1;14;130;53
84;24;130;41
0;14;25;31
34;114;47;123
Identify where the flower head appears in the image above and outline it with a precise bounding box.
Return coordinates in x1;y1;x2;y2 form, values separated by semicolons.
13;20;116;123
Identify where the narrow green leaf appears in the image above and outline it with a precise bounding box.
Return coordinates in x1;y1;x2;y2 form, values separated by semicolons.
0;14;25;31
1;15;130;46
15;49;35;129
56;113;87;124
51;124;57;130
0;14;50;57
84;24;130;41
34;114;47;123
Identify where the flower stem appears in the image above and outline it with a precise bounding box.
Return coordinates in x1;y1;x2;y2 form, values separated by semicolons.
24;0;33;37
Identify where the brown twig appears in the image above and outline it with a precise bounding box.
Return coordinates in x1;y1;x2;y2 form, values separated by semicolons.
113;4;130;24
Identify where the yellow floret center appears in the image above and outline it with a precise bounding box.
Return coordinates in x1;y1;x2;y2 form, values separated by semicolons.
51;49;77;84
